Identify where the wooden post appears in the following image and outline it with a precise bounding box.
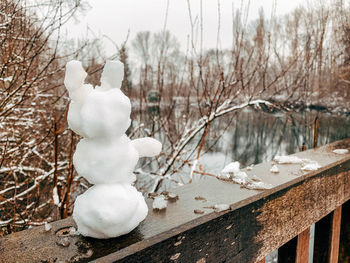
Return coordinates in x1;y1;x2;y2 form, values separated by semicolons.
339;200;350;262
329;206;342;263
296;228;310;263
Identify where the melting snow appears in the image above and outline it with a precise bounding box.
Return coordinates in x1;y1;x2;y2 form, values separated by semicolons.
214;204;230;212
274;155;303;164
245;181;273;190
218;161;273;190
333;149;349;154
221;162;240;174
270;165;280;174
152;195;168;210
301;162;321;171
44;222;52;232
274;155;322;172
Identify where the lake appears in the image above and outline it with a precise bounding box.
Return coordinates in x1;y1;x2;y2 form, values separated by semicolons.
134;107;350;193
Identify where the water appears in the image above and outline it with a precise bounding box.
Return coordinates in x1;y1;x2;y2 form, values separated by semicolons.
208;108;350;167
134;107;350;193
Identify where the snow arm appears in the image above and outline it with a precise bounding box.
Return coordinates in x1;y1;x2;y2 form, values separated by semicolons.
131;137;162;158
64;60;87;101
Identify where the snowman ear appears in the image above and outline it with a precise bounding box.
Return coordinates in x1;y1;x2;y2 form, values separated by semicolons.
101;60;124;89
64;60;87;96
131;137;162;158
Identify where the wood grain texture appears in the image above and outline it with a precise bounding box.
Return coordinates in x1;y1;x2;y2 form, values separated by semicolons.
296;228;310;263
329;206;342;263
1;139;350;263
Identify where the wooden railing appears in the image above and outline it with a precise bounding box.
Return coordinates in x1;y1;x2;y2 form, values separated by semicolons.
1;139;350;263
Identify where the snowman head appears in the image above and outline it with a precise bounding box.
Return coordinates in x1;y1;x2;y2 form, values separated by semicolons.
65;60;132;139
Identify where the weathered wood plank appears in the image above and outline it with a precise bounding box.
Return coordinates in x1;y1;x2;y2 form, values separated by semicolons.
1;139;350;263
329;206;342;263
296;228;310;263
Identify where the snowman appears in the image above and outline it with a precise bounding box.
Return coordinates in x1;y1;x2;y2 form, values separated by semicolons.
64;60;162;239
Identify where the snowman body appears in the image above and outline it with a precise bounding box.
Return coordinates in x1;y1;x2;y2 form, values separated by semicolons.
64;60;161;239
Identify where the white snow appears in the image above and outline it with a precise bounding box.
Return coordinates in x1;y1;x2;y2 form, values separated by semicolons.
274;155;304;164
44;222;52;231
232;171;249;185
270;165;280;173
274;155;322;172
152;195;168;210
73;135;139;184
73;184;148;239
333;149;349;154
52;186;59;206
214;204;230;212
65;60;162;239
301;162;321;171
218;161;273;190
245;181;273;190
131;137;162;157
217;172;231;180
221;161;240;174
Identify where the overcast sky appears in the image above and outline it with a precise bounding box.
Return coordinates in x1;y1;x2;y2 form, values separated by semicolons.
65;0;307;56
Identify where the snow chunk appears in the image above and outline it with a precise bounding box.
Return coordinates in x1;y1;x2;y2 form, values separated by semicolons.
270;165;279;174
218;161;273;189
44;222;52;232
246;165;253;171
274;155;303;164
232;171;248;184
73;184;148;239
73;135;138;184
152;195;168;210
52;186;59;206
221;162;240;174
214;204;230;212
333;149;349;154
132;137;162;157
301;161;321;171
64;60;88;103
79;88;131;138
245;181;273;190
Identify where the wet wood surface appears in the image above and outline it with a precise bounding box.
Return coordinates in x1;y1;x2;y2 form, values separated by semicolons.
1;139;350;263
